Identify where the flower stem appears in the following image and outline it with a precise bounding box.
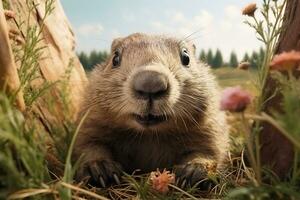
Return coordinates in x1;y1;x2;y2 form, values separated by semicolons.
241;112;261;186
245;113;300;149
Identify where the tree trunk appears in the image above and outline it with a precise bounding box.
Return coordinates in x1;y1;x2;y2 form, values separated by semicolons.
260;0;300;178
0;2;25;111
2;0;87;117
1;0;87;175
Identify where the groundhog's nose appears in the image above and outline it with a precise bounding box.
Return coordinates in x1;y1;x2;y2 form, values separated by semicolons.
133;71;169;100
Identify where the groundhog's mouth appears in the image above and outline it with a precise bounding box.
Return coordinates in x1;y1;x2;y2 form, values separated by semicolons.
133;114;168;126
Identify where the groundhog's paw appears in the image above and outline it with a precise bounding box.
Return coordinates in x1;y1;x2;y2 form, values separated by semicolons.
76;159;123;187
174;163;212;189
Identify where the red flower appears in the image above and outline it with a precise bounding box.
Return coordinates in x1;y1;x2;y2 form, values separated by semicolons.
220;86;253;112
270;50;300;71
149;169;175;194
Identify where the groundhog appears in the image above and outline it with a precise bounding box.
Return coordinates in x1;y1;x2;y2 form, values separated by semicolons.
73;33;229;188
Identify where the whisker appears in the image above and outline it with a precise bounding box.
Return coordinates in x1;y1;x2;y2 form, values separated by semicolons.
178;103;201;128
179;96;225;128
155;129;160;145
176;107;189;132
185;33;205;43
180;27;204;43
174;106;199;143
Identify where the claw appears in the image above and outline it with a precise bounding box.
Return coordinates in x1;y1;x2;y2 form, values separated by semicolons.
175;178;180;186
99;176;106;188
180;179;187;188
76;159;123;187
113;173;121;184
174;163;211;189
82;175;91;184
89;162;101;182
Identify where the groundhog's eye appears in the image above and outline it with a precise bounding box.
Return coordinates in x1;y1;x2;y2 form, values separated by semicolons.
112;51;121;68
180;48;190;67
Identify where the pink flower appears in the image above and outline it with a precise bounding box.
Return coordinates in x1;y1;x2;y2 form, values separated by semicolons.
270;50;300;71
220;86;253;112
149;169;175;194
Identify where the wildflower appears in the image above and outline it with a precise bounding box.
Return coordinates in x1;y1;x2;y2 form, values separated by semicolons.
205;162;217;177
237;62;251;70
4;10;16;19
242;3;257;17
220;86;253;112
270;50;300;71
149;169;175;194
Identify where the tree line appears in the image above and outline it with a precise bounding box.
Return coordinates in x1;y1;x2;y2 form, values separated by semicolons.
199;47;265;68
77;51;109;71
78;48;265;71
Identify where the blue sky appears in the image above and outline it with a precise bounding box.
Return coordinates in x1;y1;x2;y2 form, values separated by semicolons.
61;0;260;60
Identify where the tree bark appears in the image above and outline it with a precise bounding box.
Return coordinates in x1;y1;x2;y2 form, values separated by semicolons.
3;0;87;118
260;0;300;178
1;0;88;175
0;1;25;111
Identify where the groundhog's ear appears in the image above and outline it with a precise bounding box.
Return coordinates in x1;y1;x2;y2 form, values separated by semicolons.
111;37;123;52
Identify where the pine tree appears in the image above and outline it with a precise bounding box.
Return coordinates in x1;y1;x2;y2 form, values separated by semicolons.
206;49;213;66
89;50;100;69
250;51;259;68
98;51;109;64
78;52;89;70
259;47;265;59
78;50;109;71
258;47;265;67
212;49;223;68
242;52;250;62
229;51;238;68
199;50;206;62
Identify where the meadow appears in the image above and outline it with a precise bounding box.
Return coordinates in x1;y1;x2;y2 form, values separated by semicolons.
1;0;300;199
213;67;257;91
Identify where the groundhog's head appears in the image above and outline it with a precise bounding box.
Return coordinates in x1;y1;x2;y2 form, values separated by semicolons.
88;33;216;132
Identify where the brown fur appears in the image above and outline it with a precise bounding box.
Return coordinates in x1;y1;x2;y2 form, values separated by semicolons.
73;33;229;187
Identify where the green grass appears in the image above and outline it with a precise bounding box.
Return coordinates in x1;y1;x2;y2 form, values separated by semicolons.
1;0;300;199
213;67;258;94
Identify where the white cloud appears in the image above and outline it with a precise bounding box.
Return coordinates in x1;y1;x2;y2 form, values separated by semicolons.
149;7;259;60
151;21;165;29
220;20;233;31
151;9;214;38
172;11;185;24
111;29;122;38
224;5;240;19
192;10;214;28
77;23;104;37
